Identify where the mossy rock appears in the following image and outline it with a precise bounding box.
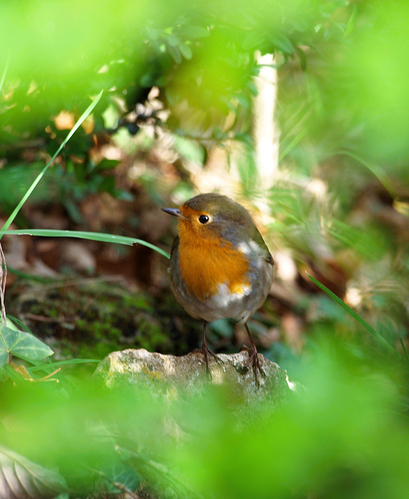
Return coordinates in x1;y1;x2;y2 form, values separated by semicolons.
5;278;204;360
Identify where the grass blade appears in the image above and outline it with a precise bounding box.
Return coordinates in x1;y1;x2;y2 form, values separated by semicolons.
399;338;409;363
29;358;100;373
306;272;397;354
5;229;170;259
335;149;395;195
0;55;10;93
0;90;104;240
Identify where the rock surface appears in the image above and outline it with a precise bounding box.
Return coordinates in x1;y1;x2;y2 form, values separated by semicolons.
94;348;291;408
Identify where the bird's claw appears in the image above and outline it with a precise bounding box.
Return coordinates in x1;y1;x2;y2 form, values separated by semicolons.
241;345;264;385
199;344;221;376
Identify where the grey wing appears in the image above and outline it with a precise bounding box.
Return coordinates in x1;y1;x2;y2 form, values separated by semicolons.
252;227;274;266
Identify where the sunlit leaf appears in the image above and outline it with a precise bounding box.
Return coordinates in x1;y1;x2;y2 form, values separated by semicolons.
0;445;68;499
0;324;53;365
179;42;193;60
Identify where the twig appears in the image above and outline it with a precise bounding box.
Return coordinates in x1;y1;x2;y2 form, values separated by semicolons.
24;313;74;324
40;275;125;291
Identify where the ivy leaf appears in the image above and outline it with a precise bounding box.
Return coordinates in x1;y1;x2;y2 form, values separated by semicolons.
0;324;53;366
0;445;68;498
102;463;142;494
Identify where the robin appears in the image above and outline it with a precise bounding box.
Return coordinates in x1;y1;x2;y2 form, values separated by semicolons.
162;193;274;382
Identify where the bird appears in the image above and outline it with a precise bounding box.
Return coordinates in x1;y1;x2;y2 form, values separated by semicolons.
162;193;274;383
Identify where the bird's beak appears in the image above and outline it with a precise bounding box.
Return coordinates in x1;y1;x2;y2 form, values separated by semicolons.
162;208;187;220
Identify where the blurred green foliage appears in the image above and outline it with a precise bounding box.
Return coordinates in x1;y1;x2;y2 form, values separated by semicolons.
0;337;408;498
0;0;350;145
2;0;409;170
1;0;409;496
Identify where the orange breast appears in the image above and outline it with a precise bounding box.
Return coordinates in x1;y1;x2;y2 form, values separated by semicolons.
177;228;250;301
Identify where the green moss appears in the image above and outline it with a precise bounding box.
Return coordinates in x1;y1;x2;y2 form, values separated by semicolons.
5;279;188;360
123;294;154;312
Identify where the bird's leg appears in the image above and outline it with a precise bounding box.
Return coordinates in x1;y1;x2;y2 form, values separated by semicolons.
243;322;264;384
200;320;220;372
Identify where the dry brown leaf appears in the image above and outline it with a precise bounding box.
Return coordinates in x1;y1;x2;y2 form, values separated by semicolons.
53;110;75;130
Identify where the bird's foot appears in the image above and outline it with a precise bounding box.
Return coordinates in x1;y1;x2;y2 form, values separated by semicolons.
200;344;221;370
241;345;264;385
194;344;221;380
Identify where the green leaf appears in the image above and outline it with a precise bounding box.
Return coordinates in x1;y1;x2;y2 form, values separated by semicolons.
5;229;170;259
344;4;358;36
139;72;154;87
102;103;119;130
167;45;182;64
242;31;266;50
95;159;120;171
0;336;8;369
0;324;53;365
11;334;54;362
7;315;32;333
181;26;209;39
166;34;180;47
178;42;192;60
306;273;397;355
246;80;258;96
146;25;160;40
271;34;293;54
294;46;307;71
236;94;250;109
102;464;141;494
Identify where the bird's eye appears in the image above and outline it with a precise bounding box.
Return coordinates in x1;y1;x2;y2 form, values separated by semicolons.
198;214;210;224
